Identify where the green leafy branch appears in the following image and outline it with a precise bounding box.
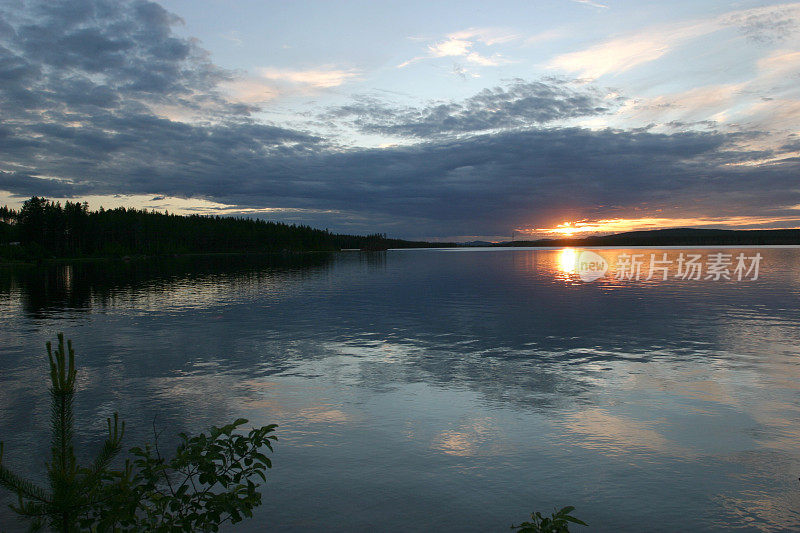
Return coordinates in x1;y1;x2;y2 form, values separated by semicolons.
0;334;277;532
511;505;587;533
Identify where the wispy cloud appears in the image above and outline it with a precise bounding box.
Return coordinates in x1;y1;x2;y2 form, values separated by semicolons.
398;28;517;68
220;30;243;46
597;43;800;135
757;48;800;78
221;77;279;105
571;0;609;9
256;66;360;88
449;28;521;46
223;66;361;104
546;20;719;79
547;4;800;79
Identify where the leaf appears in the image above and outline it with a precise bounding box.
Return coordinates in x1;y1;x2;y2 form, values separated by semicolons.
565;516;588;526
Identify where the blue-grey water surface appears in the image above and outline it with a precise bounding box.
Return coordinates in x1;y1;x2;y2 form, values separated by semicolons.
1;247;800;531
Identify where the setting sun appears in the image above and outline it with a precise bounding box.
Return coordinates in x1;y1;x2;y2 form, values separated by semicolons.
516;215;800;240
553;222;581;236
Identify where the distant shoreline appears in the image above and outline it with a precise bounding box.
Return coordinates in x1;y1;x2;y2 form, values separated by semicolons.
4;226;800;267
466;228;800;248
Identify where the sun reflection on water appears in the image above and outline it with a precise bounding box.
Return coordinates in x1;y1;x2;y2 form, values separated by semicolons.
558;247;577;274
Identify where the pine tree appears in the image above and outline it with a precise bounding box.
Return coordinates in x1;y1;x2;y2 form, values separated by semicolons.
0;335;277;532
0;333;125;530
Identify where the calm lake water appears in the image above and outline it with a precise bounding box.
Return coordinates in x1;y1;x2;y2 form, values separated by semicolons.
1;247;800;531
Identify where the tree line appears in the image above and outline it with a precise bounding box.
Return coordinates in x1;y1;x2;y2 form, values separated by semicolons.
0;197;443;259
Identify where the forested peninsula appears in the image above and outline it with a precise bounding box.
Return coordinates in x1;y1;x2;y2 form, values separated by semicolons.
0;197;446;261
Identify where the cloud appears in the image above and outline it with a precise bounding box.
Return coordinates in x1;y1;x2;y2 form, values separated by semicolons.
428;37;472;58
324;79;618;137
548;4;800;79
450;63;479;80
571;0;609;9
546;20;719;79
220;30;243;46
0;0;798;240
448;28;521;46
255;66;360;88
614;83;745;127
463;52;505;66
220;66;360;104
602;44;800;133
756;48;800;78
0;0;322;199
0;0;253;123
725;3;800;43
3;114;798;238
398;28;516;69
219;77;280;105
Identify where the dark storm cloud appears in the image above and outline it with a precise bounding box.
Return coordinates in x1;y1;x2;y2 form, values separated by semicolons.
0;0;319;179
278;128;797;236
0;0;254;121
0;0;798;239
0;171;90;198
324;79;616;137
6;120;796;238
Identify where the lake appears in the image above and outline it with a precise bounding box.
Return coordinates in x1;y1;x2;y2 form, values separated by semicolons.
1;247;799;531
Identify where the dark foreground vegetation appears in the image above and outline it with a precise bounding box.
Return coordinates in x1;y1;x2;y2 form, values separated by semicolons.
507;227;800;247
0;334;276;531
512;506;587;532
0;197;446;261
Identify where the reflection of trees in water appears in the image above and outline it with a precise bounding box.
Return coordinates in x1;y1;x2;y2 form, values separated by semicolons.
0;253;339;318
357;250;387;269
1;246;772;420
0;250;387;467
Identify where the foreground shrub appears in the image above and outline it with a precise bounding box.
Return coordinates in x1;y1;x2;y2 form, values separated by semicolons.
0;334;276;531
511;505;587;532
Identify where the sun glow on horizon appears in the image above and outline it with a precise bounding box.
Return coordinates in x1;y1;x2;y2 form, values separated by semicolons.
518;215;800;238
552;222;582;236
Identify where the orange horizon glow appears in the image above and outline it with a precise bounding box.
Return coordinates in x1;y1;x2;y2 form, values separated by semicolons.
551;221;582;236
519;215;800;238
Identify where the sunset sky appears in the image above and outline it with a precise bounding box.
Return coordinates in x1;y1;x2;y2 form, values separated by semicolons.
1;0;799;240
